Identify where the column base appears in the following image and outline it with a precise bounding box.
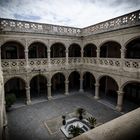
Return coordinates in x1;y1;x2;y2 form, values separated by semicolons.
26;100;31;105
94;96;100;100
65;92;69;95
48;96;53;100
79;89;84;93
116;105;123;112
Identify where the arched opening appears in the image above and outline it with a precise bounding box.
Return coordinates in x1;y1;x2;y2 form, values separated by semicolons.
4;77;26;102
51;73;65;95
69;44;81;57
83;72;95;94
29;42;47;58
30;75;47;98
51;43;66;57
69;71;80;92
100;41;121;58
99;76;118;105
1;41;25;59
123;82;140;112
125;38;140;59
84;44;97;57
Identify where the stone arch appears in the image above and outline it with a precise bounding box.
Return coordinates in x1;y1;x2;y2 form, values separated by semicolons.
124;37;140;59
28;42;47;58
83;43;97;57
51;72;65;95
68;71;80;92
4;77;26;101
28;40;48;49
83;71;96;93
98;75;119;105
1;41;25;59
30;74;48;98
99;40;121;58
69;43;81;57
51;42;66;57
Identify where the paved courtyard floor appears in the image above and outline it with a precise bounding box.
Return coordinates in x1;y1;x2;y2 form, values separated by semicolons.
7;93;122;140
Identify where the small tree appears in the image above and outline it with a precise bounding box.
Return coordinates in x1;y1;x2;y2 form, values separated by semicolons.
5;94;16;110
76;108;86;120
69;125;84;137
87;117;96;129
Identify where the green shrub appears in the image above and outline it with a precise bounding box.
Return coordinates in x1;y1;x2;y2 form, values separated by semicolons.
5;94;16;108
87;117;96;128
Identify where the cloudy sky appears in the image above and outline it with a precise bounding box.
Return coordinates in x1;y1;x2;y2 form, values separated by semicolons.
0;0;140;28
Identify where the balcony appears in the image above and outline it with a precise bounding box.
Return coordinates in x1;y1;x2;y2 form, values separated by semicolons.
1;58;139;73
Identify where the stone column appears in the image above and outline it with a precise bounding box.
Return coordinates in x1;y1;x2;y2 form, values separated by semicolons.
94;83;100;99
120;48;126;69
65;47;69;65
47;83;52;100
25;86;31;105
47;47;51;67
79;74;84;92
81;47;83;63
65;79;69;95
96;48;100;58
24;49;29;68
116;90;124;112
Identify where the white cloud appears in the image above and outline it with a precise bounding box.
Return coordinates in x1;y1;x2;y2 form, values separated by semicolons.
0;0;140;27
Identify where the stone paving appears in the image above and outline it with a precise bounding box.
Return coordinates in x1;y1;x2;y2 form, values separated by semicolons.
7;93;122;140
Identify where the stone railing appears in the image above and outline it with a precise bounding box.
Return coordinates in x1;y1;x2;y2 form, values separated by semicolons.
68;57;82;65
124;59;140;71
82;10;140;36
29;58;48;67
0;10;139;37
0;18;81;36
98;58;121;68
1;58;140;72
1;59;26;69
50;58;66;65
83;57;97;65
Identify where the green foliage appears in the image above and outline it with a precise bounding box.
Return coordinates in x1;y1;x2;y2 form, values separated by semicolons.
76;108;86;120
69;125;84;137
87;117;96;128
5;94;16;108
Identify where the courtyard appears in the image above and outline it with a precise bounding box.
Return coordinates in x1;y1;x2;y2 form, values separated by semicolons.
7;93;123;140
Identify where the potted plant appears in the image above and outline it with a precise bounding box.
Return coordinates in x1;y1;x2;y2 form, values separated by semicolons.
76;108;86;120
69;125;84;137
5;94;16;111
87;117;96;129
62;115;66;125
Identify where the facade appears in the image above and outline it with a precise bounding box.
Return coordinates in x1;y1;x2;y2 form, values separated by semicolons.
0;10;140;139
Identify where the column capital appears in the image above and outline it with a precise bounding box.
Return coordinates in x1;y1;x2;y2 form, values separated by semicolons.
117;90;124;96
65;80;69;84
95;83;100;87
47;83;52;87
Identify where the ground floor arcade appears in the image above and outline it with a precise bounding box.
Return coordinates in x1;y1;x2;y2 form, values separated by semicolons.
4;71;140;112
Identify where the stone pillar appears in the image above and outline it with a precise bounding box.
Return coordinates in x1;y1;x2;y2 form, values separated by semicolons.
120;48;126;69
81;47;83;63
25;86;31;105
47;83;52;100
94;83;100;99
24;49;29;68
116;90;124;112
96;48;100;58
65;80;69;95
65;48;69;65
79;74;84;92
47;48;51;67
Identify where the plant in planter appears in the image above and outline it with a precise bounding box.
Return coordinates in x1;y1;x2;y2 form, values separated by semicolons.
76;108;86;120
69;125;84;137
5;94;16;111
62;115;66;125
87;117;96;129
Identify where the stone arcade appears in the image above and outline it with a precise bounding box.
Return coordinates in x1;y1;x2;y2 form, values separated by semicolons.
0;10;140;139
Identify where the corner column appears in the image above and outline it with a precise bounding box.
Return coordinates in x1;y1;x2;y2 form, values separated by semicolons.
94;83;100;99
116;90;124;112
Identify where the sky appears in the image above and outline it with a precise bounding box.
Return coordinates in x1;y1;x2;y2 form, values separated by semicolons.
0;0;140;28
